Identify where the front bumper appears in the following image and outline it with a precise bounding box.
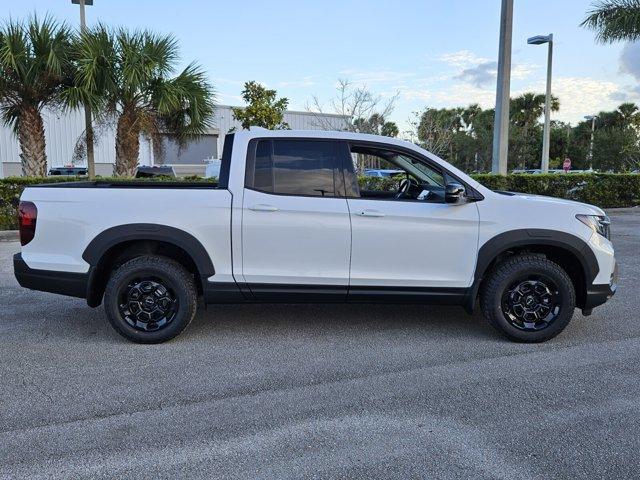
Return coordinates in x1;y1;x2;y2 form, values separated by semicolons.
13;253;89;299
583;261;618;311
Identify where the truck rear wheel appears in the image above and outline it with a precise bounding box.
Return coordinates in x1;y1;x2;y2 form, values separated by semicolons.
103;255;197;343
480;255;576;343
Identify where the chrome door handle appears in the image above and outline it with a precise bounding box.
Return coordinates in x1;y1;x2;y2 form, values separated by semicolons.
357;210;385;217
249;204;279;212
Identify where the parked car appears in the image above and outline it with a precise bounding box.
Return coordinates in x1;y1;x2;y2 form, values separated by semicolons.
14;129;617;343
48;166;87;176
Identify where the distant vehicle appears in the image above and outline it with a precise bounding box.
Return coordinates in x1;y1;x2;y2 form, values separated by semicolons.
14;129;617;344
363;169;405;178
135;166;175;178
48;167;87;176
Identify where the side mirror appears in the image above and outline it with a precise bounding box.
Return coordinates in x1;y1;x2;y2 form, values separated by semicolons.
445;182;466;204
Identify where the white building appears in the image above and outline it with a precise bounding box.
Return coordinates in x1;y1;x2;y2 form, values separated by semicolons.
0;105;348;178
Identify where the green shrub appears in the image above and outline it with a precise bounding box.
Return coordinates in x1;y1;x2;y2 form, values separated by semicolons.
1;174;638;230
471;173;640;208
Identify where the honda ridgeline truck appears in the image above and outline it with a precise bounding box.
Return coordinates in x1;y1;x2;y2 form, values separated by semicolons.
14;129;618;343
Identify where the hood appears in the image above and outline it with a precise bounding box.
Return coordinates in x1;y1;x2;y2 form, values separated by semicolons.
496;191;605;216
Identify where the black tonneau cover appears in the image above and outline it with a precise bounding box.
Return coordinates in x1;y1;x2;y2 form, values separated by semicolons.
29;180;220;189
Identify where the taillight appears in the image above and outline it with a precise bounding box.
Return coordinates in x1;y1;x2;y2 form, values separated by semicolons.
18;201;37;246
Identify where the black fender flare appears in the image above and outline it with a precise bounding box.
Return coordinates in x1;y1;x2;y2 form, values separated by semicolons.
82;224;215;307
83;223;215;276
464;229;599;313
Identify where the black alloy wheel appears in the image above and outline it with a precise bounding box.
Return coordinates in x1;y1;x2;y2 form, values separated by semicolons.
501;276;561;331
118;277;179;332
480;255;576;343
104;255;198;343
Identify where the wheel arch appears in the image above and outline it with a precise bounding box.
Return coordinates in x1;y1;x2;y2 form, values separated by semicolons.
83;224;215;307
465;229;599;313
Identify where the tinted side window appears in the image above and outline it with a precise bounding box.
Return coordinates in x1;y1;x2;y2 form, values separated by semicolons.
247;139;338;197
254;139;273;191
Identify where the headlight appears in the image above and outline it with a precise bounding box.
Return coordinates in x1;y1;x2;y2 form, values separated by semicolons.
576;214;611;240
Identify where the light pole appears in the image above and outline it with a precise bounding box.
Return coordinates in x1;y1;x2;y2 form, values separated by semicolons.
492;0;514;175
71;0;95;179
585;115;597;171
527;34;553;174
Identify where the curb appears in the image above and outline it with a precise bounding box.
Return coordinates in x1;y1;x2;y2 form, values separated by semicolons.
0;230;19;242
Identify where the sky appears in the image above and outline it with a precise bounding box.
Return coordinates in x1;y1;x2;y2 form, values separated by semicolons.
2;0;638;132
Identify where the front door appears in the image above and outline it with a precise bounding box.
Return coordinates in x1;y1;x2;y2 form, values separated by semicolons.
241;138;351;300
346;143;480;294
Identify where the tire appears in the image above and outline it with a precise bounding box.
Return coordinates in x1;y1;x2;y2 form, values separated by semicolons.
480;255;576;343
103;255;197;344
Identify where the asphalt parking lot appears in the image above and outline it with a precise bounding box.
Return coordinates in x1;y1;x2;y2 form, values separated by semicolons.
0;208;638;479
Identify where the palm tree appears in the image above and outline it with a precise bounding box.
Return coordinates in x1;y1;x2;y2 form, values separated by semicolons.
510;92;560;128
0;16;74;176
582;0;640;43
72;26;215;177
510;93;560;169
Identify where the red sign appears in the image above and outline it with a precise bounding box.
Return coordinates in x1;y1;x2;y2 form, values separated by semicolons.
563;157;571;172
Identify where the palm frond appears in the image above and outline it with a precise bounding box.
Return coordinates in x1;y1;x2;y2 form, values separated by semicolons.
154;62;215;141
0;19;29;81
581;0;640;43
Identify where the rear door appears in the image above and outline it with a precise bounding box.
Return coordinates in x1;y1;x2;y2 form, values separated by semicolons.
241;138;351;300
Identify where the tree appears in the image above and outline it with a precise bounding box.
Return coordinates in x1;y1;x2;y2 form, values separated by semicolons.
353;113;399;137
0;16;74;176
231;81;289;130
307;79;399;132
509;93;560;170
581;0;640;43
72;26;215;177
414;108;462;158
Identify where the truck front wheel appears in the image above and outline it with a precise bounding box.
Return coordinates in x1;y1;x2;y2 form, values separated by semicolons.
480;255;576;343
103;255;198;343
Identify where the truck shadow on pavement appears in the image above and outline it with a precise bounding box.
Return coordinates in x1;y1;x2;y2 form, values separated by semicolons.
7;295;500;344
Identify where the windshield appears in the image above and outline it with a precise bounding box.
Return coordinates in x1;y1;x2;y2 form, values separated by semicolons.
392;154;445;187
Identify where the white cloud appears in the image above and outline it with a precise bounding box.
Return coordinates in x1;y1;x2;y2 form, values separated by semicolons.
455;61;498;87
337;69;415;84
512;62;538;80
440;50;538;87
515;77;623;123
277;76;316;88
431;84;497;108
438;50;490;68
619;42;640;81
401;88;432;101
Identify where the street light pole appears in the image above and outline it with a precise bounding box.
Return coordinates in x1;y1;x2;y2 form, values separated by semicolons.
72;0;95;179
492;0;514;175
527;34;554;173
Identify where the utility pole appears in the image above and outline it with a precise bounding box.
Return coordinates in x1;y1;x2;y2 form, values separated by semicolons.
492;0;514;175
72;0;95;179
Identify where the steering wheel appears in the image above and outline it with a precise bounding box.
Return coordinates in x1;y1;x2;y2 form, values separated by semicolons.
395;177;419;199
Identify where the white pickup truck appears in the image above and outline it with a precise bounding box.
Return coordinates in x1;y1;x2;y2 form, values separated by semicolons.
14;129;617;343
